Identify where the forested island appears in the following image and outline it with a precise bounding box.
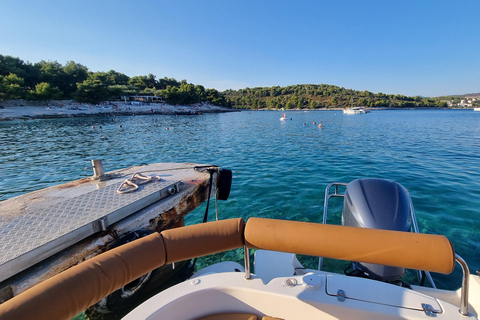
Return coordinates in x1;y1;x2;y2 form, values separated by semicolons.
1;54;477;110
225;85;475;109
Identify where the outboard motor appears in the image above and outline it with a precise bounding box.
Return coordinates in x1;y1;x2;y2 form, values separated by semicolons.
343;178;412;282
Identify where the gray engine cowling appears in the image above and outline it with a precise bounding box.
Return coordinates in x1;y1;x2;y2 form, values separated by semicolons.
342;178;412;281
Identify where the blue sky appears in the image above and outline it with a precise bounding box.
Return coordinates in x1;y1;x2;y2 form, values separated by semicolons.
1;0;479;97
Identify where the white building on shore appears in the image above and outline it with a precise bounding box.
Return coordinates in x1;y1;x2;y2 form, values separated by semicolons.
447;98;477;107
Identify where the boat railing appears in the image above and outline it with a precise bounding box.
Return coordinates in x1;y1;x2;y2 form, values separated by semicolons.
318;182;346;270
0;217;471;319
244;217;471;317
456;254;470;316
320;182;437;288
322;182;347;225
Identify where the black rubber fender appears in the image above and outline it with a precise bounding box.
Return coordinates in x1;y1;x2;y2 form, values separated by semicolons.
217;168;232;201
92;230;157;313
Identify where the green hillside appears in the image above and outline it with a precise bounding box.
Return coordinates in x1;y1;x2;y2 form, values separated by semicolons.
0;54;229;107
2;54;476;110
224;84;453;110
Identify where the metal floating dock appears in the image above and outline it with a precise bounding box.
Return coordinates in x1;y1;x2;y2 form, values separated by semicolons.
0;180;181;281
0;178;182;282
0;162;217;301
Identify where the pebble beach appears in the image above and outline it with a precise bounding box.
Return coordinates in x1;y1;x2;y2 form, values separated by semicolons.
0;100;235;121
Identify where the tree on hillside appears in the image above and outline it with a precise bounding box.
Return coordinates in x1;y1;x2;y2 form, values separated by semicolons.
74;79;109;104
128;74;157;90
160;82;199;105
205;88;229;107
107;85;138;99
0;73;24;99
195;85;206;101
104;70;130;86
29;82;62;101
62;61;88;97
128;75;149;90
35;60;67;98
0;55;29;80
0;55;40;92
157;77;180;89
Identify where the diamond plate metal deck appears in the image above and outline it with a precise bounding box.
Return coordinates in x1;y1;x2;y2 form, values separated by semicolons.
0;179;181;282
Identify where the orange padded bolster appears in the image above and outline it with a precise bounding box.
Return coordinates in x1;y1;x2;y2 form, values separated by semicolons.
162;218;245;264
0;233;166;320
197;313;258;320
245;218;455;274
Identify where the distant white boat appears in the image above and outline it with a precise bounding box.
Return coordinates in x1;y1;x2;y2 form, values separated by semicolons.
344;98;369;115
343;107;369;115
280;113;288;120
474;107;480;111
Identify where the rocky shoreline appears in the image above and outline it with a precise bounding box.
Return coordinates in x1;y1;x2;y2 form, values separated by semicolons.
0;100;237;121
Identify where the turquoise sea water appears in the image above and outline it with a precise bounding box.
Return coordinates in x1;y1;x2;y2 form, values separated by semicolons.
1;109;479;290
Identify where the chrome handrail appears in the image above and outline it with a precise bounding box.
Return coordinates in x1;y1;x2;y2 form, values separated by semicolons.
456;254;470;316
248;242;471;316
321;182;470;315
319;182;346;270
322;182;347;224
244;245;251;280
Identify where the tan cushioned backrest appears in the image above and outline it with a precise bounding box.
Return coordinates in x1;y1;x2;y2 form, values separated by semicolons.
0;233;166;320
245;217;455;274
197;313;258;320
162;218;245;264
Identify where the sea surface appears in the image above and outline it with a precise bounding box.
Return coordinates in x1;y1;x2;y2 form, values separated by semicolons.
1;109;479;291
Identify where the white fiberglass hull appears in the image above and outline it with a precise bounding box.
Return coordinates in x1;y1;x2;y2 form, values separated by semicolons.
124;263;479;320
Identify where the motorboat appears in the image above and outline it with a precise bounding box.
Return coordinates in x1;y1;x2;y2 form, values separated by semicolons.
280;113;288;120
343;97;370;115
343;107;369;114
0;179;479;319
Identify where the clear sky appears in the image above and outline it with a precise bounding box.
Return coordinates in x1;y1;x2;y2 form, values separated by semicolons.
1;0;479;97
